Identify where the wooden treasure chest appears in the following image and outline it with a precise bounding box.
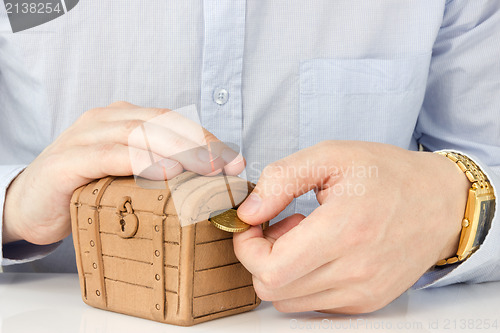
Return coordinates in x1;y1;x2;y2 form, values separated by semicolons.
70;172;263;326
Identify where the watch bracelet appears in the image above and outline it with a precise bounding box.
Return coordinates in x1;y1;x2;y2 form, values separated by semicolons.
435;151;493;266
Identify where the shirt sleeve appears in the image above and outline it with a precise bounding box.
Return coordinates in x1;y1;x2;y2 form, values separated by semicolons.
1;10;61;268
0;165;61;266
412;0;500;288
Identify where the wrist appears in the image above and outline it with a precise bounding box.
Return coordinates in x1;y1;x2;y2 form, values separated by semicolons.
3;172;25;244
436;152;470;261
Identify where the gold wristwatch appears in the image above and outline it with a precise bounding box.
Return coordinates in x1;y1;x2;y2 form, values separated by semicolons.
435;152;496;266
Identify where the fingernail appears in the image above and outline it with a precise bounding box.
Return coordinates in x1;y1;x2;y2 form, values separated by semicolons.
197;148;219;163
238;193;261;216
222;149;244;166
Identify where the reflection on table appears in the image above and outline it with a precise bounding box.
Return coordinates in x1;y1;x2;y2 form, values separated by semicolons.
0;273;499;333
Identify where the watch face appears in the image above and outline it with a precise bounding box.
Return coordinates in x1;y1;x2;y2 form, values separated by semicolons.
474;199;495;246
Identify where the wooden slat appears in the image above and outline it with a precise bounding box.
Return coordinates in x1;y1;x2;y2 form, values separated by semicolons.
165;242;180;267
100;233;152;263
86;207;107;307
102;256;153;288
151;216;165;320
100;184;167;214
165;291;179;320
75;205;98;232
194;238;238;271
105;279;153;319
81;248;93;273
176;224;195;322
164;215;181;243
70;185;86;300
193;263;253;297
77;180;99;206
195;220;232;244
165;266;179;293
100;233;179;267
193;286;256;318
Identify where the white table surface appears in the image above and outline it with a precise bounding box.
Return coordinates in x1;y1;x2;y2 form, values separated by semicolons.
0;273;499;333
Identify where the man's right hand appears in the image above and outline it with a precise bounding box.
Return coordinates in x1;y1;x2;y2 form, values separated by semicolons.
2;101;244;245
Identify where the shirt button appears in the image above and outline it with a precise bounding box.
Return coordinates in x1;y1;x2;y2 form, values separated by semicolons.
213;88;229;105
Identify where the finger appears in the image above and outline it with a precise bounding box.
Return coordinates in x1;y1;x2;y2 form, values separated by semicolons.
272;283;386;314
272;288;357;313
131;121;228;176
136;121;244;175
70;117;245;176
81;104;207;146
206;140;245;176
133;158;184;180
82;103;169;123
57;143;181;182
233;224;272;275
253;255;365;302
237;142;341;225
234;203;340;288
86;105;228;155
69;120;226;176
262;213;305;243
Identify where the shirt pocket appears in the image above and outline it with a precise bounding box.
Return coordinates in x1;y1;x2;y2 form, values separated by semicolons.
298;54;431;150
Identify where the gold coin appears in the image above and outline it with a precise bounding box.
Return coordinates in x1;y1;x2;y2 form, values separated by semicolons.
209;209;250;233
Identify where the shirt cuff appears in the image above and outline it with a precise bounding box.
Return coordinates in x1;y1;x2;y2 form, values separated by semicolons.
0;165;61;266
413;150;500;289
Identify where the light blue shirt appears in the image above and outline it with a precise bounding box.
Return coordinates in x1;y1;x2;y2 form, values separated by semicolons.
1;0;499;290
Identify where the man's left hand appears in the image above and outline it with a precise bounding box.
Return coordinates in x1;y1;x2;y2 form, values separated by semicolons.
233;141;469;313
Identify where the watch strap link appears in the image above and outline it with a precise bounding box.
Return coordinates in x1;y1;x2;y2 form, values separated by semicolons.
435;151;492;266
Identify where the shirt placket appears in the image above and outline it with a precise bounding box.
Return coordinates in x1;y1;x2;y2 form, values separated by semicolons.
200;0;246;153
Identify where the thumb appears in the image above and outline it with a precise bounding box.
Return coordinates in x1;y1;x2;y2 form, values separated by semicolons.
237;143;340;225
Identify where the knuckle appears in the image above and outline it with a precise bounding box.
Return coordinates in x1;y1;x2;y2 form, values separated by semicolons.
256;270;286;290
252;279;275;301
344;222;375;249
122;119;144;132
262;161;288;180
80;107;105;121
343;232;365;249
314;140;334;150
313;140;338;154
346;263;375;284
347;286;387;314
148;107;170;117
107;101;133;108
